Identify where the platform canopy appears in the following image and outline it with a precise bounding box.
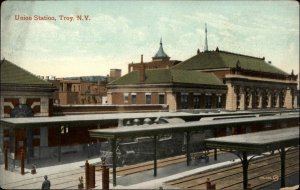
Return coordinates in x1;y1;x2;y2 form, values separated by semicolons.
205;127;299;189
89;113;298;139
0;111;198;128
88;114;299;187
205;127;299;154
1;110;297;129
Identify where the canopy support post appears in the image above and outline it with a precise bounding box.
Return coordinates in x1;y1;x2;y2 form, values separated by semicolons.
241;151;249;190
111;138;117;186
58;127;61;162
153;135;157;177
186;131;191;166
279;147;286;188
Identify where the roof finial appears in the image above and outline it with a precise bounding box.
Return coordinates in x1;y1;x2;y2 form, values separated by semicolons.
152;38;170;61
204;23;208;52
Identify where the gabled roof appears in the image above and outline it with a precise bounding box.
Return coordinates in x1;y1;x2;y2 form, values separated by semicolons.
172;50;288;75
109;69;224;86
0;59;53;86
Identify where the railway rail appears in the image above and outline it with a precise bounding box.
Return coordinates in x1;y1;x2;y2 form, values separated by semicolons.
2;148;298;189
165;147;299;190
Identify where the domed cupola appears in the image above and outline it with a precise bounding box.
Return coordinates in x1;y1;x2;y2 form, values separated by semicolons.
152;38;170;61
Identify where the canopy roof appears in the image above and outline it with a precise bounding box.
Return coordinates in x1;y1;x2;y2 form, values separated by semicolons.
89;113;298;139
0;111;202;128
205;127;299;154
1;110;297;130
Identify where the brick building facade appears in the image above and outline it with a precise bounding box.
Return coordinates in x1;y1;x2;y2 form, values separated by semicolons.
108;56;227;112
50;76;108;105
108;48;298;112
173;48;298;111
0;59;57;159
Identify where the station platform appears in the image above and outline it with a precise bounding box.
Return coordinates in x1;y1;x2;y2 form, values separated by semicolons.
0;150;236;189
0;149;298;189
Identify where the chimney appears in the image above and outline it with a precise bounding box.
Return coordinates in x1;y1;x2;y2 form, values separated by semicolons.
139;54;145;82
128;64;131;73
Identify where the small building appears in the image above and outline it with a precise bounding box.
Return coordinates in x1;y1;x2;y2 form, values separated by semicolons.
128;39;181;73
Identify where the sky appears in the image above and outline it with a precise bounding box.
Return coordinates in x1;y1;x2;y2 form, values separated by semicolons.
1;1;299;79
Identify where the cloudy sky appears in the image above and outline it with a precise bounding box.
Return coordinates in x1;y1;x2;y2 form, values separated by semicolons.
1;1;299;78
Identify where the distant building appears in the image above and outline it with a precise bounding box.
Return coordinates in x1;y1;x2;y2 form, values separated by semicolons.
128;39;181;73
50;76;108;105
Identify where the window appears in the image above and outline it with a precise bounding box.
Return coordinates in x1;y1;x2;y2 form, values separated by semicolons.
216;95;222;108
279;93;284;108
131;94;137;104
271;94;276;108
61;126;69;134
194;95;200;109
181;93;188;109
124;93;129;104
159;94;165;104
67;84;72;92
145;94;151;104
252;92;257;109
205;95;212;109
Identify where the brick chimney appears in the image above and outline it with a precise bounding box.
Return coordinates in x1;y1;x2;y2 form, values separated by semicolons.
139;54;145;82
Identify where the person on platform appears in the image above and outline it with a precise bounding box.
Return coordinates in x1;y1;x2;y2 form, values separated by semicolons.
42;175;51;190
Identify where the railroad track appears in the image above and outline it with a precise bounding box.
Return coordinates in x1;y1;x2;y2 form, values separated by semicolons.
95;150;225;176
165;148;299;190
3;148;296;189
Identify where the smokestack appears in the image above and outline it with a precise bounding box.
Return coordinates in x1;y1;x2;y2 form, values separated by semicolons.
141;54;143;64
139;54;145;82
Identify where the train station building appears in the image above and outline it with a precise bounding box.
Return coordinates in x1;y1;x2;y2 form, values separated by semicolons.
173;48;298;111
0;59;57;159
107;47;298;112
108;57;227;112
1;29;299;188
